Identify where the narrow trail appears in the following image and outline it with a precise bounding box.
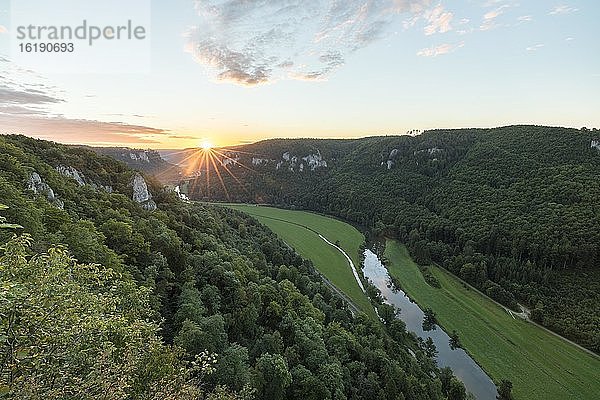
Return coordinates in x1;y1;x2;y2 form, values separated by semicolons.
317;233;365;293
241;211;366;311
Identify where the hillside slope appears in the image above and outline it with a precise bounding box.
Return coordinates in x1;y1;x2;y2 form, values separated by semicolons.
0;134;460;399
181;126;600;352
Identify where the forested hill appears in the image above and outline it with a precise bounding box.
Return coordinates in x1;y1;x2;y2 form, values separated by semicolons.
183;126;600;353
89;145;183;182
0;134;464;399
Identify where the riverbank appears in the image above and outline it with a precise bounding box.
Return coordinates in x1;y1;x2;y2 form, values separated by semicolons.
384;240;600;400
223;204;375;317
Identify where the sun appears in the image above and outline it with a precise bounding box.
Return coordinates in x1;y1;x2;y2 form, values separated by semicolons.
200;140;213;151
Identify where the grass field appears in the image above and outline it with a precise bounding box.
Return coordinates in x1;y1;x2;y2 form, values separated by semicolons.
384;240;600;400
224;204;374;316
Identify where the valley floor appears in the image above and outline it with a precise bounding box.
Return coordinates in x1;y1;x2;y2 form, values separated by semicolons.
384;240;600;400
223;204;600;400
223;204;375;317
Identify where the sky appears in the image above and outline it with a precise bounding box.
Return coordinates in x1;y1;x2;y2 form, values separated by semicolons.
0;0;599;149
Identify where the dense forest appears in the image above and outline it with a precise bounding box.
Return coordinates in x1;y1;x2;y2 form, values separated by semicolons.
183;126;600;353
0;134;470;399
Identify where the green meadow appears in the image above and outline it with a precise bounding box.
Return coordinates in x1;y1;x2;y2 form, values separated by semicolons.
384;240;600;400
224;204;373;316
223;204;600;400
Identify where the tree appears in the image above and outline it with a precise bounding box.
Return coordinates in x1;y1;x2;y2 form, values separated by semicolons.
423;307;438;331
531;301;545;323
448;377;467;400
450;330;462;350
174;280;206;326
213;344;251;392
0;204;22;230
0;235;199;398
424;337;438;358
497;379;513;400
439;366;453;395
378;303;397;325
253;353;291;400
175;315;228;355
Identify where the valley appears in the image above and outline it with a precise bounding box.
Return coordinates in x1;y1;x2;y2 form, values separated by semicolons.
223;204;374;317
383;241;600;400
223;204;600;400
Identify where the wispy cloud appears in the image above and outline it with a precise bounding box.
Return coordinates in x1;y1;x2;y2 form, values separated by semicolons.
517;15;532;22
417;41;464;57
0;25;7;34
526;43;544;52
0;114;166;144
549;5;578;15
480;3;511;31
0;58;169;145
185;0;434;85
424;5;453;35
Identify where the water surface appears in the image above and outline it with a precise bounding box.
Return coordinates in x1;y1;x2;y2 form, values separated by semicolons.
362;249;498;400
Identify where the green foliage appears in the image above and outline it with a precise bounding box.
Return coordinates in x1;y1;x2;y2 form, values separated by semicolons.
226;204;374;316
0;134;459;399
253;353;291;400
0;204;22;230
0;235;201;399
191;126;600;352
384;240;600;400
496;380;513;400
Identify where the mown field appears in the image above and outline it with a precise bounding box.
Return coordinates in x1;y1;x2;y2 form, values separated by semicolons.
224;204;374;316
384;240;600;400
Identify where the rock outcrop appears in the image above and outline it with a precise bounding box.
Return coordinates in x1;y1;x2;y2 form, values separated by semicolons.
56;165;86;186
56;165;113;192
174;185;190;201
27;172;64;209
302;152;328;171
274;151;328;172
131;173;157;211
382;148;400;170
592;140;600;151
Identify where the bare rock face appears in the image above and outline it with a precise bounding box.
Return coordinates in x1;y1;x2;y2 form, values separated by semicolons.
131;173;157;211
302;151;328;171
276;150;328;172
27;172;63;209
56;165;86;186
129;151;150;162
382;148;399;170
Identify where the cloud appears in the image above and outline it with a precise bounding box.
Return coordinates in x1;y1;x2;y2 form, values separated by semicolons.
423;5;453;35
0;87;64;106
484;5;509;20
0;58;169;145
549;5;578;15
517;15;532;22
185;0;433;85
0;25;7;34
526;43;544;52
417;41;464;57
0;113;167;144
480;4;510;31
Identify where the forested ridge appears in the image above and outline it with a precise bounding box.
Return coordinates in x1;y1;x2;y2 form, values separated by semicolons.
0;134;467;399
185;126;600;353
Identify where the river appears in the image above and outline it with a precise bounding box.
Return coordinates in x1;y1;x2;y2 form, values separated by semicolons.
362;249;498;400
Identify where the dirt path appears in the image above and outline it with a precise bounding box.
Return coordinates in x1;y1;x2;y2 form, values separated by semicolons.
243;212;364;315
318;233;365;293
